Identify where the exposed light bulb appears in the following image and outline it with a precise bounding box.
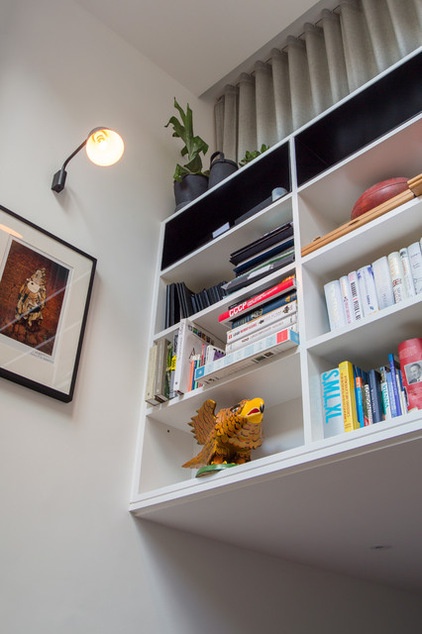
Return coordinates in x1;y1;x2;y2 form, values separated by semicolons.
85;128;124;167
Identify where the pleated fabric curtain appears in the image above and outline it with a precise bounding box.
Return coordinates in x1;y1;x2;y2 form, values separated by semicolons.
215;0;422;164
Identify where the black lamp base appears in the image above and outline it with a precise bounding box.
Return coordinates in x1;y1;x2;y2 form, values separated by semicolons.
51;168;67;193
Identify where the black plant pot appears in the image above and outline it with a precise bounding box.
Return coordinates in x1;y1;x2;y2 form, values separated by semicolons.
208;151;238;189
173;174;209;212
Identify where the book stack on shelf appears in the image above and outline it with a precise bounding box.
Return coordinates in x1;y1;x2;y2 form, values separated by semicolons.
165;280;227;328
195;274;299;385
324;237;422;331
145;319;225;404
222;221;294;295
321;337;422;439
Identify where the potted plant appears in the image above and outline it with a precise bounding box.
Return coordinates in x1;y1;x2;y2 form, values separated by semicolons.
165;98;209;211
239;144;270;166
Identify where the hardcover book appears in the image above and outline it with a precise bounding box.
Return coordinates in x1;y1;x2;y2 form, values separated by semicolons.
153;338;170;402
398;337;422;411
371;256;395;309
407;241;422;294
173;319;224;394
399;247;416;298
339;360;359;432
388;251;408;304
347;270;364;321
357;265;379;317
378;365;391;419
229;222;294;265
194;327;299;385
225;313;297;353
353;365;370;427
339;275;354;323
368;368;383;423
324;279;346;331
320;368;344;438
230;291;297;329
227;299;298;343
218;275;296;323
387;352;404;417
232;237;294;275
145;344;163;406
223;249;295;294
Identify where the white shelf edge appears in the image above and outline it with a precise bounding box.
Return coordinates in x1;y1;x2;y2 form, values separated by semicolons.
130;411;422;514
305;293;422;351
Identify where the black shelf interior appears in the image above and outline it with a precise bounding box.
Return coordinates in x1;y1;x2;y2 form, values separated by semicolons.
295;52;422;186
161;142;290;270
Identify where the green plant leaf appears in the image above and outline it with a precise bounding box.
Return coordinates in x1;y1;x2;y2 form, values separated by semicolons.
165;98;209;181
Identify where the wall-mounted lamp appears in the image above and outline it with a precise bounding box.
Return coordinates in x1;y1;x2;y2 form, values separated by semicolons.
51;127;124;193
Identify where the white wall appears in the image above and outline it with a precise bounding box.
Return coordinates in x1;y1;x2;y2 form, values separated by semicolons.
0;1;421;633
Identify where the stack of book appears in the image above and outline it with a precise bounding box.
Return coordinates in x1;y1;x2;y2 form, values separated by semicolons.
194;275;299;385
320;339;422;439
222;221;295;295
145;319;225;404
165;280;226;328
324;237;422;331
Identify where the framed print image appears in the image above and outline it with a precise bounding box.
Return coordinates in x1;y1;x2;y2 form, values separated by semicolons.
0;203;96;402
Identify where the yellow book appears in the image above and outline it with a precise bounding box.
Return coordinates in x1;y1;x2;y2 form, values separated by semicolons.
339;360;359;432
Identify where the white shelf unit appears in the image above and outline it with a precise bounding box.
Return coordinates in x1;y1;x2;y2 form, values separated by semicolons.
130;51;422;547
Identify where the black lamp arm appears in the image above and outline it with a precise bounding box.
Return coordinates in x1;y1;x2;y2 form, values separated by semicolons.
51;138;88;193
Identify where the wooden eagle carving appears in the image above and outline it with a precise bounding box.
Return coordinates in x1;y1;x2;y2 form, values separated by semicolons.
182;397;265;469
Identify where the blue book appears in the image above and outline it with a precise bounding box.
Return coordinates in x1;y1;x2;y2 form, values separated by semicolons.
320;368;344;438
387;353;403;417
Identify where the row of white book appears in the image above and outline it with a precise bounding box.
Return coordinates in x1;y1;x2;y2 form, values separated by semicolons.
324;238;422;331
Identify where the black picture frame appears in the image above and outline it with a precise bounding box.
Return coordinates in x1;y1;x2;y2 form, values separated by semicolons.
0;203;96;402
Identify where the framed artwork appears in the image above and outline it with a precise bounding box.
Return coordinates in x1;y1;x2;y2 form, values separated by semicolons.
0;203;96;402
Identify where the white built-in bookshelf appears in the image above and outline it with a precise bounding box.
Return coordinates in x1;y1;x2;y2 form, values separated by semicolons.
130;51;422;568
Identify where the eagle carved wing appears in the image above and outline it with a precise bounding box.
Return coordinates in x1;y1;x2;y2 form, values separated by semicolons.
188;399;217;445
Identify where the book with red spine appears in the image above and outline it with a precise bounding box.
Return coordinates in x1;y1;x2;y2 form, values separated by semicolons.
398;338;422;411
217;275;296;323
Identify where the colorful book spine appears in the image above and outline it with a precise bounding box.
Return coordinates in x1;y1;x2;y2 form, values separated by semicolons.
407;241;422;294
357;265;379;317
230;292;297;328
227;300;298;343
388;251;408;304
218;275;296;323
353;365;370;427
173;319;220;394
320;368;344;438
225;313;297;352
194;327;299;385
324;279;346;330
339;360;359;432
371;255;395;309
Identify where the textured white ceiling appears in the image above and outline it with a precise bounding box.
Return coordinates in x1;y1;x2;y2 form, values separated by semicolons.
74;0;329;96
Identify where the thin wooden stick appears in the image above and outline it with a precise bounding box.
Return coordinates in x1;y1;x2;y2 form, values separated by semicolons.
301;174;421;257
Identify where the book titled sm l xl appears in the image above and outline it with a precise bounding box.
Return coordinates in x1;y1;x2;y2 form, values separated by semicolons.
218;275;296;323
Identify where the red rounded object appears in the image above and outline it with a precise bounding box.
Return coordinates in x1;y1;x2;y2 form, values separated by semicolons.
351;177;408;220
